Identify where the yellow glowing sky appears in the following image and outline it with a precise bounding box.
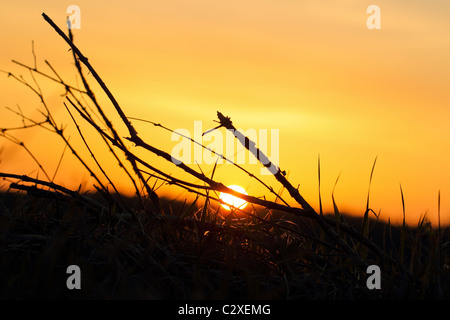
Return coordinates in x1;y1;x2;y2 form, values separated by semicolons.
1;1;450;226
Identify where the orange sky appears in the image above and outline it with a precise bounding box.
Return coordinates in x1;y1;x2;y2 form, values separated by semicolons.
1;1;450;226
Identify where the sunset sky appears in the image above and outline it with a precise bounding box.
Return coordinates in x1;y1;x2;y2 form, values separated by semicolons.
1;1;450;226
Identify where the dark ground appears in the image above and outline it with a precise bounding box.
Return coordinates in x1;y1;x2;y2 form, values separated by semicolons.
1;191;449;300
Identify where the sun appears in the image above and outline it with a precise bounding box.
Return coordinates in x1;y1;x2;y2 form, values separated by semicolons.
219;185;248;211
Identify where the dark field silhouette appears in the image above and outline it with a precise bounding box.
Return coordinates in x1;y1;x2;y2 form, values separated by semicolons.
1;192;448;299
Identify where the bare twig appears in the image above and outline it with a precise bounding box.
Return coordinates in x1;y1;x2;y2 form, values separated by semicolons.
0;131;51;181
63;102;135;218
0;172;104;212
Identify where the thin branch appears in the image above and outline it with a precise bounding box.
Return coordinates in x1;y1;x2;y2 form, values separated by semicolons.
31;40;37;70
42;13;138;139
4;106;53;133
11;59;87;94
63;102;135;218
0;172;103;212
51;142;68;182
0;132;51;181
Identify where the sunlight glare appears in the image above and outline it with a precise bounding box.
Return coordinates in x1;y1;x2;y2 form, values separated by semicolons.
219;185;248;211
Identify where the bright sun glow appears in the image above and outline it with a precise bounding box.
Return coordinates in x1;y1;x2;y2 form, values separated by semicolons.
219;185;248;211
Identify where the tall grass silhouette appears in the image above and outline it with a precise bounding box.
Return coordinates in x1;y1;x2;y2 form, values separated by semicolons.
0;13;448;299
